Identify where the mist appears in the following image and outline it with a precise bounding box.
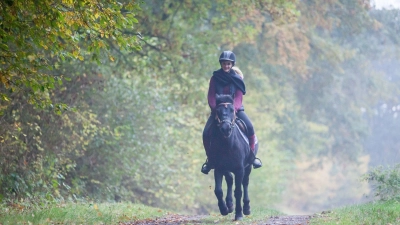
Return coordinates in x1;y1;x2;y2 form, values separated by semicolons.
1;0;399;216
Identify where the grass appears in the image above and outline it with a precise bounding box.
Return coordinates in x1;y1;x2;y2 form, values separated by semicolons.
2;200;398;225
310;199;400;225
0;202;167;225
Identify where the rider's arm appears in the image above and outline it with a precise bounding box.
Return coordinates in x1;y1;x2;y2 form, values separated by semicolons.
233;89;243;112
208;77;216;112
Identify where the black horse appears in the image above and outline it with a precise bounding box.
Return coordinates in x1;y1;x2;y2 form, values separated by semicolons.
209;94;257;221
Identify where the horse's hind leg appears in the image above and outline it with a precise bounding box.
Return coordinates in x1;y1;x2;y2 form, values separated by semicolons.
214;170;229;216
243;166;252;215
224;172;234;213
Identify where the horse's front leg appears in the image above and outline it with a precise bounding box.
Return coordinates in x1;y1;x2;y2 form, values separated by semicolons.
243;165;252;215
224;172;234;213
234;168;245;221
214;169;229;216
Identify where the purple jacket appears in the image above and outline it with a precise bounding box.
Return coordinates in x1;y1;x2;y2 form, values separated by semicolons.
207;74;244;112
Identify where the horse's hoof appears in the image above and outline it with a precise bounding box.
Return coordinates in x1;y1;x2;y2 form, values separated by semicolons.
227;204;234;213
243;206;251;215
218;204;229;215
235;215;243;221
220;209;229;216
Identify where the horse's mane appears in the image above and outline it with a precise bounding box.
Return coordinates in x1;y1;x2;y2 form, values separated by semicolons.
216;94;234;105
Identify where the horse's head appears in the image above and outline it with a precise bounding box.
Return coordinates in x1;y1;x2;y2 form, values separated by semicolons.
215;94;236;138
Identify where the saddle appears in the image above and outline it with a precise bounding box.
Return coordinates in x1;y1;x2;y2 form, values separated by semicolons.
235;118;251;146
235;118;248;135
235;118;257;166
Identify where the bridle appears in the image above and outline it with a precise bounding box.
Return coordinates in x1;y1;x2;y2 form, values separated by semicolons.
215;102;236;138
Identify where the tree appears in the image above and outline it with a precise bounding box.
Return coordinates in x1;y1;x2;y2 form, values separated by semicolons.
0;0;141;202
0;0;141;112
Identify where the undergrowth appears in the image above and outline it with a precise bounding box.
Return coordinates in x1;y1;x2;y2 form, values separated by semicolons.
0;200;167;225
362;163;400;201
310;199;400;225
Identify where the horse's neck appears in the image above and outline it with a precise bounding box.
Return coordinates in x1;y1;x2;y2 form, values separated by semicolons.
215;126;241;148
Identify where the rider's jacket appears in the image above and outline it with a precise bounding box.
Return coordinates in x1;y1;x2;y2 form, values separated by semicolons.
207;68;246;113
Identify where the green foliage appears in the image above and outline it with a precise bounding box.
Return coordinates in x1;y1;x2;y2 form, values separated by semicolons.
0;0;141;110
0;101;103;200
363;164;400;201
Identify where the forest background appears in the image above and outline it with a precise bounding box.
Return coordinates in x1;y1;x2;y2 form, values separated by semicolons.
1;0;400;215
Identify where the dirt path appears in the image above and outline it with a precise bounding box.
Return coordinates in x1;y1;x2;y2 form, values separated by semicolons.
119;214;313;225
119;214;206;225
264;215;312;225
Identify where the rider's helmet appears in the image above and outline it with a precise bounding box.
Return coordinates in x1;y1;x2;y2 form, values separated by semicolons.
219;51;236;66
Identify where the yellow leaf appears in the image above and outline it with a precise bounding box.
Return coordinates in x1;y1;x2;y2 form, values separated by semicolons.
93;204;98;210
28;55;36;62
65;28;72;36
0;76;9;88
40;41;48;50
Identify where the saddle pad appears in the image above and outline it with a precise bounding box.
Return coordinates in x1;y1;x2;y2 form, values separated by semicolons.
235;123;249;145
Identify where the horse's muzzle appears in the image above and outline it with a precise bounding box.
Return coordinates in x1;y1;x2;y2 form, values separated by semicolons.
218;121;234;138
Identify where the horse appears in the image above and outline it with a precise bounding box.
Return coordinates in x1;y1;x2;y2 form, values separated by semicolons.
208;94;257;221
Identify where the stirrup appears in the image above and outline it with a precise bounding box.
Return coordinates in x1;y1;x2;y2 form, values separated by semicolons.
253;158;262;169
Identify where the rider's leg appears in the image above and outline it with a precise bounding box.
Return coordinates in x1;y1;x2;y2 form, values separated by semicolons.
236;111;262;169
201;114;215;174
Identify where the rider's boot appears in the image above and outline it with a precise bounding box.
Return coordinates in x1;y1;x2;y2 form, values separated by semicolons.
249;134;262;169
252;156;262;169
201;158;214;175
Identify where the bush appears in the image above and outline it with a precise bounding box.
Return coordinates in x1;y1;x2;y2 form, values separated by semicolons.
363;164;400;201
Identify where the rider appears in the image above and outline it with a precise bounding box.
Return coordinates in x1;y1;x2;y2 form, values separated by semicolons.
201;50;262;175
